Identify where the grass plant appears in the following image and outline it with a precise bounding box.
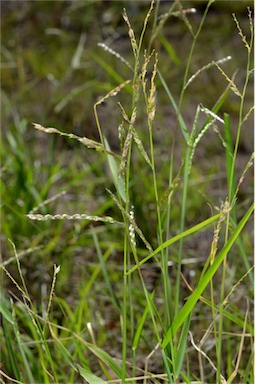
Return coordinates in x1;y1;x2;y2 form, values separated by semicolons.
1;1;254;383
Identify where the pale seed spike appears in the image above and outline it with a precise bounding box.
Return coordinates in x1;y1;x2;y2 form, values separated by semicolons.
213;62;242;97
200;104;224;124
232;13;250;51
27;213;121;224
137;0;155;54
106;188;153;253
95;80;131;106
29;190;67;214
33;122;105;152
130;125;152;168
130;107;137;125
185;56;232;90
248;7;253;45
118;121;126;150
97;42;133;70
123;8;138;58
119;130;133;176
118;102;130;124
148;53;158;122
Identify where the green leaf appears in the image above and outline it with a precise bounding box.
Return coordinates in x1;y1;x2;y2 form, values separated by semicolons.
91;51;132;94
158;70;190;143
0;296;13;324
174;315;191;378
86;343;125;379
92;229;121;311
127;213;221;274
77;365;106;384
2;317;20;381
162;203;254;348
159;34;181;65
132;293;154;351
104;138;126;203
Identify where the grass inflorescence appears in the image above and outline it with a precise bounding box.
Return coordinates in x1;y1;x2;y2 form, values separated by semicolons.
1;1;254;383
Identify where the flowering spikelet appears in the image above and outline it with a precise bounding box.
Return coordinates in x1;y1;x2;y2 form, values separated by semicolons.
185;56;232;90
33;123;119;158
213;62;241;97
123;8;138;58
232;10;252;52
97;42;132;70
95;80;131;106
210;199;231;263
118;103;152;173
119;130;133;176
188;104;224;175
107;188;153;252
27;213;120;224
129;206;136;247
118;121;126;150
148;53;158;122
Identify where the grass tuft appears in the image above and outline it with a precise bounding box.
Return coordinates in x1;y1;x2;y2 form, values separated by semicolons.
1;1;253;383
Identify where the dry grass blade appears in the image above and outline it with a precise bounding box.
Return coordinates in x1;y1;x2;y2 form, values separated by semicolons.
189;331;227;383
0;370;24;384
226;300;250;383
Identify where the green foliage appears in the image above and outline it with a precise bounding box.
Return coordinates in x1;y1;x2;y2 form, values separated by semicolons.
1;1;253;383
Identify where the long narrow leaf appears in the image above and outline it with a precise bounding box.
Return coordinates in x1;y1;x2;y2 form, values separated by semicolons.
77;366;106;384
2;317;20;381
225;113;236;208
158;70;189;143
127;213;221;274
132;293;154;351
162;203;254;348
92;229;121;311
105;138;126;203
174;315;191;378
86;343;125;379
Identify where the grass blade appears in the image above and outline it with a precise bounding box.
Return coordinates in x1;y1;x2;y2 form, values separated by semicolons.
77;366;106;384
104;137;126;203
174;315;191;378
158;70;190;143
2;317;20;381
92;229;121;311
132;293;154;352
162;203;254;348
86;343;126;379
127;213;221;274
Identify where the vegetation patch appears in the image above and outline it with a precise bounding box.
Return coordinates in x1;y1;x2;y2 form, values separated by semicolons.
1;1;254;383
